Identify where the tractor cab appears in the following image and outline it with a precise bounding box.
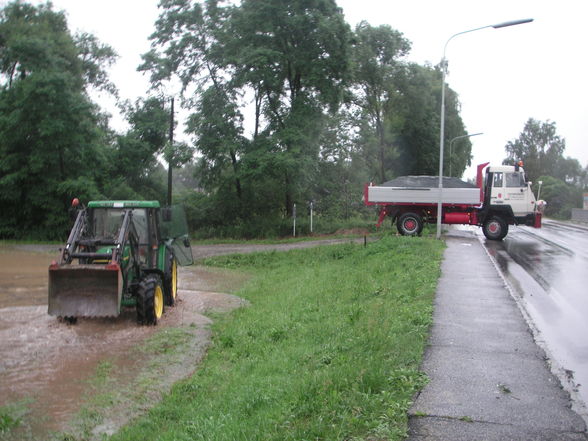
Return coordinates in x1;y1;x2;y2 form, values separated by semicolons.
87;201;162;268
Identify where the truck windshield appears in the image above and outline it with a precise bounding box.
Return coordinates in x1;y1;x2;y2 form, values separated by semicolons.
506;172;526;187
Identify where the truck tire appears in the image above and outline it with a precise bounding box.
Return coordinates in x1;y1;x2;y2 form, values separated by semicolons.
136;274;164;325
164;252;178;307
483;216;508;240
397;212;423;236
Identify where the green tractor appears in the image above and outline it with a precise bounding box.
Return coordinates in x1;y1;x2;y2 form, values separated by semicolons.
48;201;193;325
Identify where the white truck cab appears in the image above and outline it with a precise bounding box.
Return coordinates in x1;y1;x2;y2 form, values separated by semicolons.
487;165;537;217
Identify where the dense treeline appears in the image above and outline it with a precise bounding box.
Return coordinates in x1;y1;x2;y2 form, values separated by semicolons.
0;2;172;238
142;0;469;236
0;1;583;239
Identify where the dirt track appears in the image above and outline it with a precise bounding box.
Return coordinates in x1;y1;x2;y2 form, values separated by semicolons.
0;237;367;439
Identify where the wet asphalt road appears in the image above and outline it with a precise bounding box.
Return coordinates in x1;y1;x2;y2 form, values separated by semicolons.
480;219;588;408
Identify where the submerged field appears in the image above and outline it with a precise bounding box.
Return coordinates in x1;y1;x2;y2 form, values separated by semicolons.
112;235;444;441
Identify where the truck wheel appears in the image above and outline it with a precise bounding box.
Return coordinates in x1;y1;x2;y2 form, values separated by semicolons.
164;253;178;307
483;216;508;240
397;212;423;236
136;274;164;325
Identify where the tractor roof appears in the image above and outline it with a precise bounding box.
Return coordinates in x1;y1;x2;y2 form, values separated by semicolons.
87;201;160;209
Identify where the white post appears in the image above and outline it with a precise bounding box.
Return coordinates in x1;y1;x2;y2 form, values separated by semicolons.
293;203;296;237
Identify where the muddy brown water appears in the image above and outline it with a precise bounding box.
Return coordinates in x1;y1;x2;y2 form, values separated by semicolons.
0;248;56;309
0;245;249;440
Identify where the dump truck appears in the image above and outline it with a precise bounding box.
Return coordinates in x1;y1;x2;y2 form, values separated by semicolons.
364;162;543;240
48;200;194;324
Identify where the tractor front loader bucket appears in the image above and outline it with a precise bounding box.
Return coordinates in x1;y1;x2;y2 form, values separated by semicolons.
48;264;122;318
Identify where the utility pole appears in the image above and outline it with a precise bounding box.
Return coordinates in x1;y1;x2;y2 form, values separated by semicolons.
436;18;533;239
167;97;174;207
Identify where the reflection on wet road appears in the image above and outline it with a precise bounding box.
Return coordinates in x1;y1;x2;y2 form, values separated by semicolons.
481;220;588;408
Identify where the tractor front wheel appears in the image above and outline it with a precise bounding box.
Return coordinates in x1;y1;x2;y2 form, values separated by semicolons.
136;274;164;325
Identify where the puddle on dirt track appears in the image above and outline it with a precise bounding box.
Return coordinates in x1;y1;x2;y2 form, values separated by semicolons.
0;245;249;440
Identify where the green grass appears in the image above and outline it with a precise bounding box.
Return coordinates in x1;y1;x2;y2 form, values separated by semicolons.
111;235;444;441
190;215;378;240
0;401;30;440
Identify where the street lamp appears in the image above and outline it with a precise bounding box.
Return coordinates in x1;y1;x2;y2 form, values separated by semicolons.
448;132;483;177
436;18;534;239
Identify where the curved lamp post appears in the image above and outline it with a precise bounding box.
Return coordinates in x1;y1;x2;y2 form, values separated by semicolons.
436;18;534;239
448;132;483;176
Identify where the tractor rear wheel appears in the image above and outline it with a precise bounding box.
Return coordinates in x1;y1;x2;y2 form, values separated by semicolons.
164;254;178;307
136;274;164;325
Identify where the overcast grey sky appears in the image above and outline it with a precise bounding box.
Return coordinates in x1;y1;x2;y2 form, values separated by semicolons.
29;0;588;180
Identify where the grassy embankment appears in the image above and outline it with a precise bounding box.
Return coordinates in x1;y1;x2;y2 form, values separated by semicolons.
109;234;444;440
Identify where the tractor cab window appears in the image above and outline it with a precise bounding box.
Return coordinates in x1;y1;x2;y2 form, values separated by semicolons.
130;209;152;265
91;208;151;265
506;171;526;187
131;209;148;244
492;172;504;188
92;208;125;239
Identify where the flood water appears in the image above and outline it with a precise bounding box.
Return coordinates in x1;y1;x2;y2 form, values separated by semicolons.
0;244;248;439
0;247;57;309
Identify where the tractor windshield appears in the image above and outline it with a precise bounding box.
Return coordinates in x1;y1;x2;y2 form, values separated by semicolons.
91;208;148;243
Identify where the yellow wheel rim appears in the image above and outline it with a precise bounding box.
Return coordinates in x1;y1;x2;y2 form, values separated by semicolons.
154;285;164;319
171;259;177;300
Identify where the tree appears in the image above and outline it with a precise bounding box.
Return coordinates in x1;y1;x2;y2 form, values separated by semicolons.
350;21;410;183
554;156;586;186
0;1;116;238
143;0;352;217
533;175;582;219
141;0;245;211
106;97;171;200
503;118;566;182
505;118;588;219
351;58;470;181
222;0;352;215
186;85;245;204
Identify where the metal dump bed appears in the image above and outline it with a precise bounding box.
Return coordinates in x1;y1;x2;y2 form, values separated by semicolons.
365;176;481;205
367;185;481;205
